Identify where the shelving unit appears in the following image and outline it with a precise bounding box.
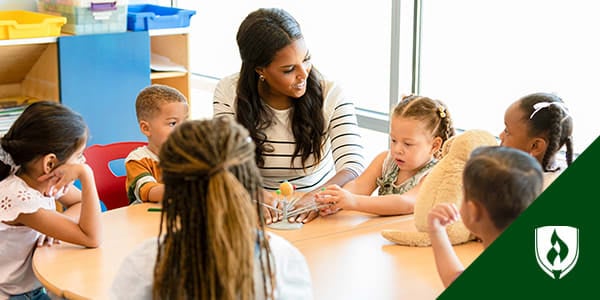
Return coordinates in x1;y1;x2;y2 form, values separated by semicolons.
0;37;59;106
0;28;190;142
148;27;190;105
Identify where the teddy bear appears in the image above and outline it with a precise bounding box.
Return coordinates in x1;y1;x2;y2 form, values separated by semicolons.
381;129;498;247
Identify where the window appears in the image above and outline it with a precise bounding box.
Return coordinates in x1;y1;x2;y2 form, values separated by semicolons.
177;1;393;114
177;0;597;154
419;0;599;154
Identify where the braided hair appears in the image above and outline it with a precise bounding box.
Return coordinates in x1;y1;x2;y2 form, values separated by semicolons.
153;117;274;300
518;92;574;171
393;95;456;158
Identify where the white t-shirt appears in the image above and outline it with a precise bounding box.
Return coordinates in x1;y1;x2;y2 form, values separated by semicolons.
110;232;313;299
213;73;365;192
0;175;57;299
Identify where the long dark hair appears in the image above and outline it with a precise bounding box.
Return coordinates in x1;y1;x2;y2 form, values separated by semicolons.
0;101;87;180
518;92;574;171
153;117;274;300
235;8;325;168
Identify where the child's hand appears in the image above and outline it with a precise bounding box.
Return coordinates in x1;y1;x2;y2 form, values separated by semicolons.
37;234;61;247
427;203;460;234
315;184;355;215
38;163;92;197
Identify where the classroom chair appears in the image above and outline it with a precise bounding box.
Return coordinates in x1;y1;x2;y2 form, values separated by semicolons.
83;141;147;211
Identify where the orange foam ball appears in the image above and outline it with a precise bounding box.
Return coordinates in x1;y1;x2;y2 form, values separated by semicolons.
279;181;294;197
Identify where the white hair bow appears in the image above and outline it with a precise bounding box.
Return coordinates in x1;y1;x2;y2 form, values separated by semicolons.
529;101;570;121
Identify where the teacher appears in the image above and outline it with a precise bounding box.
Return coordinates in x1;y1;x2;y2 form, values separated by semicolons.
214;8;365;223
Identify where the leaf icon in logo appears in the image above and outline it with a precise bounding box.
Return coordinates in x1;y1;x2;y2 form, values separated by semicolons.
546;229;568;266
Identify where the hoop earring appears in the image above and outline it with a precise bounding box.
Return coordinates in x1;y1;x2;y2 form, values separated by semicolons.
259;75;265;82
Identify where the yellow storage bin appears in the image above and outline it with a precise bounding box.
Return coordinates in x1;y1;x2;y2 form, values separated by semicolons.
0;10;66;40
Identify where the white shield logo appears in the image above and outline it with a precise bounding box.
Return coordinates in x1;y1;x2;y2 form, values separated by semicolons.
535;226;579;279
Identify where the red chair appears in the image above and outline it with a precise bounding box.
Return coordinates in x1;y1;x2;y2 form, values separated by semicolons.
84;142;147;210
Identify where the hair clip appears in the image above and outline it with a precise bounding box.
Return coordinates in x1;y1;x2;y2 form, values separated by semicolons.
529;101;570;120
438;106;446;118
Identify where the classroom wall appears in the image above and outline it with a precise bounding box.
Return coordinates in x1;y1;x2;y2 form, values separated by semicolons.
0;0;36;10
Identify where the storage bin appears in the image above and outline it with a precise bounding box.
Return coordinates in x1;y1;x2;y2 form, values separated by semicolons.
127;4;195;31
0;10;66;40
37;0;128;35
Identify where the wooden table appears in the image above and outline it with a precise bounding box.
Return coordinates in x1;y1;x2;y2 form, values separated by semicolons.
33;203;483;300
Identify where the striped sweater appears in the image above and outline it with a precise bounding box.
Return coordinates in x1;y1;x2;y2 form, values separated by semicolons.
213;73;365;192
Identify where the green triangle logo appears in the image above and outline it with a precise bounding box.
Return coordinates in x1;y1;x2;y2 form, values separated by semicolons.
440;135;600;299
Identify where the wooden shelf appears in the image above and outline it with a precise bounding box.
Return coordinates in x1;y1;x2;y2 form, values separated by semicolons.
150;71;187;80
149;31;190;105
0;36;58;46
0;40;58;102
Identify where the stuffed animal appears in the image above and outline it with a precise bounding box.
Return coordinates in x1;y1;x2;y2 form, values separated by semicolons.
381;129;498;247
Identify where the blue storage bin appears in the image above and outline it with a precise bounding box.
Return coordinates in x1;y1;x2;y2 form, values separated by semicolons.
127;4;195;31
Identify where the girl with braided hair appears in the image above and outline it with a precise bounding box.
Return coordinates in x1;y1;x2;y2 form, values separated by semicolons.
111;117;312;300
500;92;574;189
316;95;455;216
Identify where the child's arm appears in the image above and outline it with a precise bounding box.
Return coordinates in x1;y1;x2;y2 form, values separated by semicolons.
125;159;162;203
285;151;387;223
342;151;387;195
427;203;464;287
146;184;164;203
17;163;102;248
316;183;418;216
316;151;417;216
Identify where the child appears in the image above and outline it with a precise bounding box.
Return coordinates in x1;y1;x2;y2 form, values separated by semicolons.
111;117;313;299
0;101;102;299
125;84;188;204
428;146;543;287
500;92;574;189
315;95;455;216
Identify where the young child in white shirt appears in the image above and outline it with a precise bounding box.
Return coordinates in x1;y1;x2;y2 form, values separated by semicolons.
112;117;313;299
0;101;101;299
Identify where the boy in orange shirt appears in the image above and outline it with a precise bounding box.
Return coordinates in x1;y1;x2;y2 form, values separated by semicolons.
125;84;188;203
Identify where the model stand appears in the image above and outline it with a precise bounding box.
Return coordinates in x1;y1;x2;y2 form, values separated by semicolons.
265;181;328;230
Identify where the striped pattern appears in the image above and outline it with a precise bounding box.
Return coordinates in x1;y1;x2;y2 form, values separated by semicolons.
213;73;365;192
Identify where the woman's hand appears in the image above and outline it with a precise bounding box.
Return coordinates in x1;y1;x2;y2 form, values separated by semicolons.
427;203;460;234
261;189;279;225
315;184;355;216
288;193;319;224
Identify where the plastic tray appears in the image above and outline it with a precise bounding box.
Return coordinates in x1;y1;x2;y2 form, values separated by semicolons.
127;4;195;31
0;10;66;40
37;0;128;35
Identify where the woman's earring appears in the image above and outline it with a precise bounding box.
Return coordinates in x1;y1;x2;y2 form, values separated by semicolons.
259;74;265;82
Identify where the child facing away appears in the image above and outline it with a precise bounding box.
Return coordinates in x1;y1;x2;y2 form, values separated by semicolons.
0;101;102;299
500;92;574;189
111;117;313;299
125;84;188;204
428;146;543;287
315;95;455;216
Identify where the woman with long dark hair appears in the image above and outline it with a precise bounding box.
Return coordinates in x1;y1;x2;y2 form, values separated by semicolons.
214;8;365;223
